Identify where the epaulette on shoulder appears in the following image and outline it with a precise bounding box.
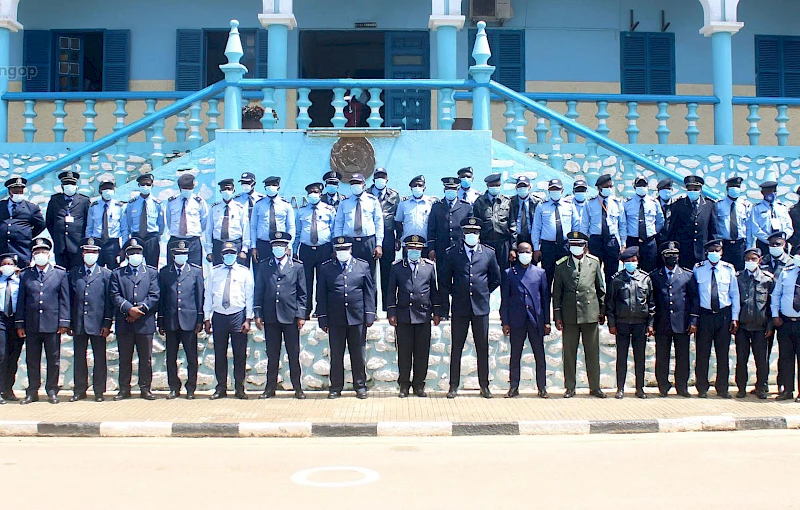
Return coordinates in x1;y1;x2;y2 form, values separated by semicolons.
145;264;157;270
212;263;223;269
482;244;496;253
612;270;623;278
585;253;600;262
321;259;335;266
53;265;66;271
234;193;244;199
556;256;569;265
211;201;220;207
353;256;369;264
189;263;202;269
115;200;128;205
401;196;409;202
392;259;403;265
721;261;735;270
168;195;178;201
763;269;775;279
194;195;203;203
695;261;705;268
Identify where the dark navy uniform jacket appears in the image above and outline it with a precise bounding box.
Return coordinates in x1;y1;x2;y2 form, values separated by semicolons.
649;266;699;335
316;257;376;328
68;264;112;336
0;198;46;265
439;243;501;318
254;257;307;325
386;258;441;324
472;192;517;245
46;193;90;256
16;264;71;334
157;263;204;332
666;196;718;264
500;263;550;335
109;265;160;335
427;198;472;257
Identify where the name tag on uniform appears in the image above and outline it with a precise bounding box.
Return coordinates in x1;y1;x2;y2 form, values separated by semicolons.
771;218;782;231
65;215;74;223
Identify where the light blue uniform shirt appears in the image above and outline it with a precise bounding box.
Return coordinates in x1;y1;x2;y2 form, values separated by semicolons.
204;199;251;252
294;202;336;252
568;196;588;234
582;196;626;247
0;273;19;314
250;195;296;242
693;260;740;320
166;194;209;238
121;194;165;242
394;195;435;241
458;187;481;205
233;190;264;219
333;192;384;244
86;199;127;239
623;195;665;240
772;264;800;318
749;200;793;245
715;196;751;242
531;198;580;251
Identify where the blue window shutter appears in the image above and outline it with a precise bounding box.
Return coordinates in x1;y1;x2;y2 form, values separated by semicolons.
102;30;130;92
755;36;781;97
256;28;268;79
782;37;800;98
621;32;647;94
22;30;52;92
495;31;525;92
175;29;203;91
647;33;675;95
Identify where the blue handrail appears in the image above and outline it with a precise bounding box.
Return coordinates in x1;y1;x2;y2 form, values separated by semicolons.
732;97;800;106
238;78;474;90
454;91;720;104
486;81;723;201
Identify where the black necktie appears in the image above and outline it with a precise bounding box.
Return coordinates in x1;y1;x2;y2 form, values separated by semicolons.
520;200;530;237
102;203;110;241
468;249;474;262
247;195;254;218
311;205;319;245
793;270;800;312
638;198;647;240
222;267;232;309
269;198;277;234
10;202;16;218
770;204;777;233
4;279;12;316
176;266;181;279
180;198;188;236
554;202;564;244
601;199;610;238
667;270;673;282
38;269;44;282
355;196;363;235
411;261;417;278
730;201;739;240
710;266;720;312
139;198;148;235
221;204;230;240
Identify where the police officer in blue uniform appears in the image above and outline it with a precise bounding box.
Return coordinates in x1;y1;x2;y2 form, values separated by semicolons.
368;168;400;310
395;175;435;258
254;231;307;400
532;178;580;290
234;171;264;268
770;248;800;401
68;238;112;403
317;236;377;399
294;182;335;319
623;176;664;274
567;178;589;233
763;231;792;392
109;238;160;401
500;241;550;398
321;171;344;209
693;239;740;398
333;173;384;274
157;241;204;400
584;173;626;292
649;241;698;397
456;167;481;204
428;177;472;263
86;177;127;270
17;238;70;404
46;171;90;271
667;175;718;269
473;173;517;271
655;178;675;268
0;177;46;267
750;180;794;257
387;235;441;398
715;176;751;271
122;173;165;268
511;175;541;247
439;217;502;399
251;176;295;271
166;172;209;268
204;178;250;265
0;253;19;404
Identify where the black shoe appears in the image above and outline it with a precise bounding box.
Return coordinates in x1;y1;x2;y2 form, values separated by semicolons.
186;391;195;400
114;391;131;401
2;391;17;402
235;390;248;400
736;390;747;399
718;391;732;399
447;386;457;399
538;388;549;399
47;392;59;405
210;391;227;400
635;389;647;399
590;389;607;399
0;396;4;404
69;393;87;403
328;391;341;400
94;394;104;402
795;395;800;403
167;390;180;400
678;389;692;398
480;387;492;399
658;388;669;398
776;391;794;401
21;395;38;405
749;388;758;395
140;389;156;401
398;386;410;398
698;391;708;398
615;390;624;399
564;389;575;399
356;389;368;400
295;390;306;400
414;387;427;398
260;389;276;399
505;387;519;398
755;389;768;400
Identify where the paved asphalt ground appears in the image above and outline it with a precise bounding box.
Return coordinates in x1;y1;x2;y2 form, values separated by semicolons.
2;430;798;509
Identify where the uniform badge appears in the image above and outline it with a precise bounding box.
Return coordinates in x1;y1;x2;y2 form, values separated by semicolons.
276;232;283;239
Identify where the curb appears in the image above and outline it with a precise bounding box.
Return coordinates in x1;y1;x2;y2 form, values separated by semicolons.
0;416;796;438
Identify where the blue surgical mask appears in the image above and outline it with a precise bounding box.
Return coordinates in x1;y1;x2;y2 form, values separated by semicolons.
744;260;759;272
570;246;585;257
83;253;99;266
407;249;421;261
180;189;193;199
325;184;339;195
516;187;530;198
764;192;776;203
461;178;472;189
174;254;188;266
223;253;237;266
374;178;387;190
272;246;287;259
464;233;480;247
138;185;152;196
707;251;722;263
599;187;612;198
127;253;143;267
549;190;562;201
487;186;501;197
574;192;586;203
624;261;638;273
659;189;673;201
770;246;785;258
220;190;234;201
240;184;253;194
635;187;648;197
728;187;741;199
63;185;78;197
265;186;279;197
687;190;701;202
411;187;424;199
444;190;457;201
350;184;364;195
101;189;115;201
307;193;321;205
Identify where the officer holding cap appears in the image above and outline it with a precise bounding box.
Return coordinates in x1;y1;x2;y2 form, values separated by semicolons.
46;171;90;271
0;176;45;267
122;173;165;268
166;171;209;267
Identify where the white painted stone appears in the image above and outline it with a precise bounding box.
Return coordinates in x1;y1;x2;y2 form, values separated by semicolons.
460;355;478;374
254;360;268;374
462;377;480;389
708;155;723;164
152;339;165;353
377;422;452;437
519;420;590;435
603;156;618;166
488;329;502;342
343;356;351;371
366;326;383;341
496;369;510;382
299;350;315;367
0;159;8;169
306;335;319;346
521;353;536;364
100;422;172;437
737;163;749;172
431;342;446;354
246;375;266;386
203;355;216;370
239;422;312;437
430;327;441;340
384;328;396;343
709;163;724;172
428;355;441;365
426;369;438;380
151;372;168;389
520;367;535;380
366;357;387;370
0;421;38;436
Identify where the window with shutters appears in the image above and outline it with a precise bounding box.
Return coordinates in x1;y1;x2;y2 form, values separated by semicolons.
755;35;800;97
177;28;267;91
467;29;525;92
620;32;675;95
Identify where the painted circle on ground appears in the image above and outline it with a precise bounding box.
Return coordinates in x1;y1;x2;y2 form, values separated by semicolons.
291;466;381;488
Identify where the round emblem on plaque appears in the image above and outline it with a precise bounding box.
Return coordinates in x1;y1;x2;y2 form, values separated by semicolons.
329;137;376;182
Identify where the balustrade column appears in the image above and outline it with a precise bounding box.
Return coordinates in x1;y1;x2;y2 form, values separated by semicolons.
549;121;564;171
260;5;296;129
53;100;67;142
367;88;384;128
79;99;97;173
331;88;347;128
22;99;36;142
625;102;640;144
113;99;128;181
187;101;203;149
534;101;548;143
513;102;528;153
686;103;700;144
656;102;670;144
746;104;760;146
221;20;246;131
206;99;220;141
174;109;189;142
565;100;579;142
503;101;515;145
776;105;789;146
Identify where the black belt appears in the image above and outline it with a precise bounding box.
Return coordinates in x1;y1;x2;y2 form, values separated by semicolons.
780;315;800;322
724;238;745;244
137;231;160;239
541;239;563;245
217;238;242;243
173;236;199;241
627;235;655;243
353;235;374;242
301;243;329;250
700;306;731;315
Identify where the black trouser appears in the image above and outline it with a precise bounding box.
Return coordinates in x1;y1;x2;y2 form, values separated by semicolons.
168;236;202;267
768;333;782;392
484;238;512;272
130;232;161;268
735;328;768;392
695;307;732;394
509;321;546;390
777;317;800;394
328;324;367;392
255;239;272;281
540;239;569;292
73;333;107;395
299;243;333;318
25;332;60;396
655;331;690;392
166;329;198;392
615;322;647;390
2;322;22;395
450;313;490;389
352;235;377;274
98;238;121;270
378;233;396;311
264;321;302;391
55;250;82;272
723;238;746;272
117;333;153;392
589;234;620;294
212;238;243;266
562;322;601;391
212;310;248;393
396;321;431;389
626;236;657;274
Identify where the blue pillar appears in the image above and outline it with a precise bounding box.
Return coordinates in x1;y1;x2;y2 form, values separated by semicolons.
267;23;288;129
711;31;734;145
0;28;10;143
470;21;495;131
220;20;247;131
435;24;458;129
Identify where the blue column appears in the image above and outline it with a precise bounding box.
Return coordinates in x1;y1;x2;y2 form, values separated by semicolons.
221;20;247;131
711;31;734;145
436;24;457;129
268;23;288;129
0;27;10;143
470;21;495;131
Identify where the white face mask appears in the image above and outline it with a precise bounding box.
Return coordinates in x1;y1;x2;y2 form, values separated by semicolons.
220;190;235;201
101;189;115;201
0;265;15;277
373;178;387;190
33;252;49;267
570;246;585;257
10;193;25;203
350;184;364;195
265;186;279;197
138;185;152;196
174;254;188;266
127;254;143;267
83;252;99;266
518;253;533;265
770;246;785;258
744;260;759;272
62;185;78;197
635;187;648;197
336;250;351;263
240;183;253;194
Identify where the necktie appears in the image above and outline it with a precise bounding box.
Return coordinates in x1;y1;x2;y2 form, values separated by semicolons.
176;266;181;279
411;261;418;278
102;203;110;241
354;196;363;235
554;202;564;244
221;203;230;240
311;205;319;245
269;198;277;235
638;198;647;240
139;198;149;235
180;198;188;236
520;200;530;237
222;267;232;309
85;266;91;278
793;270;800;312
4;279;12;316
132;267;138;277
710;266;720;312
601;199;610;238
770;204;777;233
247;195;254;218
10;202;16;218
468;249;474;262
730;201;738;240
667;270;673;282
38;269;44;282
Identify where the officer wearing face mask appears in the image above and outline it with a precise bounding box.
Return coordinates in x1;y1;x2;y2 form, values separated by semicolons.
428;177;473;263
749;180;793;257
251;176;295;274
368;168;400;311
234;172;264;268
0;253;20;404
583;173;626;294
473;173;516;271
567;178;589;233
716;176;751;272
321;171;344;209
770;246;800;401
763;231;792;392
666;175;718;269
333;173;384;275
204;179;250;265
532;178;581;291
395;175;435;258
122;173;165;268
0;177;45;267
456;167;481;204
510;175;541;246
622;176;664;274
294;183;335;320
85;178;127;270
166;172;209;268
655;179;675;267
46;171;90;271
